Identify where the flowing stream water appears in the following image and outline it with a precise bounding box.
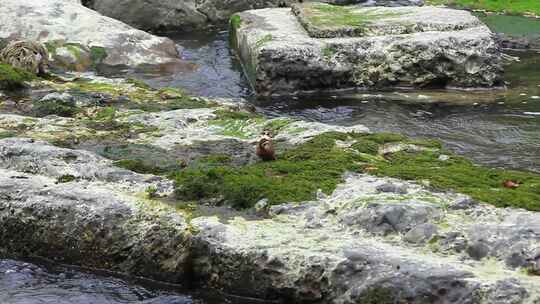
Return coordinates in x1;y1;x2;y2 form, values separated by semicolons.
3;14;540;304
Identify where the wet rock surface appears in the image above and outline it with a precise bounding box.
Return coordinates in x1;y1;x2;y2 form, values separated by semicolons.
0;139;190;282
0;0;182;68
85;0;425;31
231;5;503;96
0;75;538;302
192;174;540;303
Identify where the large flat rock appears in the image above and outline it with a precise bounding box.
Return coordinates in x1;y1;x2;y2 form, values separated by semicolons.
293;4;484;38
231;5;503;96
192;174;540;303
0;138;190;283
0;0;182;68
86;0;424;31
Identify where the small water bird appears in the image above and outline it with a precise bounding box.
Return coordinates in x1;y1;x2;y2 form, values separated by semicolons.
256;130;276;161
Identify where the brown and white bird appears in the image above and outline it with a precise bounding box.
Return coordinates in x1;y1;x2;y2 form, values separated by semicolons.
256;130;276;161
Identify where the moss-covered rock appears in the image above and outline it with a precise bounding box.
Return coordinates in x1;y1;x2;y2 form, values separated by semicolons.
0;63;35;90
173;131;540;211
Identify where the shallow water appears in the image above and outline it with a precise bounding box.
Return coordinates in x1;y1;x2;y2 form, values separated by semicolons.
0;259;255;304
121;26;540;173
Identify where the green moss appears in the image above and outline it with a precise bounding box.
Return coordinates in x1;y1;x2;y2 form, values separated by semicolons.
0;131;17;139
89;46;107;65
213;109;261;121
0;63;35;90
44;41;61;57
65;44;83;62
426;0;540;16
145;185;158;198
126;78;152;90
255;34;273;49
172;130;540;211
56;174;77;183
172;132;363;209
302;3;404;28
60;79;209;112
209;110;265;139
230;14;242;30
32;100;79;118
263;118;293;135
114;159;167;175
322;46;338;59
357;287;395;304
374;150;540;211
198;154;232;166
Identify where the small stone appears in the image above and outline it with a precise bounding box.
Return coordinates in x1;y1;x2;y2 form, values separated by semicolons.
316;189;327;200
40;92;75;104
531;96;540;99
466;241;490;260
438;154;450;161
404;223;438;244
376;183;408;194
448;198;477;210
254;198;269;213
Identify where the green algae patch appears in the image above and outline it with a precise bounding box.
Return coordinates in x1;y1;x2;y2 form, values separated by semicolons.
209;109;265;139
48;79;212;112
173;132;367;209
173;130;540;211
0;131;17;139
229;14;243;49
32;99;79;118
0;63;35;90
374;150;540;211
114;159;170;175
56;174;77;183
90;46;107;66
255;34;273;49
293;3;406;38
426;0;540;16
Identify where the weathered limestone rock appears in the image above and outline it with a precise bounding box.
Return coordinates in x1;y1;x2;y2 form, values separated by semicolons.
0;139;189;283
0;0;182;68
192;174;540;303
86;0;424;31
231;5;504;96
0;138;174;195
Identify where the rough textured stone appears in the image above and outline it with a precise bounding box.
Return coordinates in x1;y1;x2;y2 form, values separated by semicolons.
231;6;503;96
86;0;423;31
0;0;182;68
0;167;190;283
0;138;174;195
191;174;540;303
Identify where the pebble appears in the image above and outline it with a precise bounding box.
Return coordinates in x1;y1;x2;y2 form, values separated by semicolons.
519;93;527;96
361;100;369;104
531;96;540;99
438;154;450;161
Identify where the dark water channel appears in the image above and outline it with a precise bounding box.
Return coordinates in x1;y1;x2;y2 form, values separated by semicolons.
4;14;540;304
0;259;257;304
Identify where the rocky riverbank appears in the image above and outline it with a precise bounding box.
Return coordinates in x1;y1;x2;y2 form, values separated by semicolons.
0;72;538;303
0;0;539;303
